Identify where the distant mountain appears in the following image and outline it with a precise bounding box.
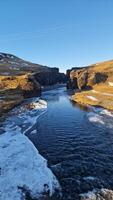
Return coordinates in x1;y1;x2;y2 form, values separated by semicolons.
0;52;66;85
0;52;54;76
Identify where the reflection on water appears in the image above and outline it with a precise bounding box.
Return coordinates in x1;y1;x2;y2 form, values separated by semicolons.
70;100;92;112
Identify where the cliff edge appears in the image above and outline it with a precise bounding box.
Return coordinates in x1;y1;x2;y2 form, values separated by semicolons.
0;53;66;116
67;60;113;110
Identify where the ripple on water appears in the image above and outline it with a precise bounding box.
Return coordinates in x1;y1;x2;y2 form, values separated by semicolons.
2;87;113;200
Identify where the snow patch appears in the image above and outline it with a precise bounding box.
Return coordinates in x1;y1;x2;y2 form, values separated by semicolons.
0;98;61;200
87;112;105;124
100;109;113;117
22;62;29;66
87;107;113;129
3;98;47;135
0;131;60;200
108;82;113;86
29;99;47;109
87;96;97;101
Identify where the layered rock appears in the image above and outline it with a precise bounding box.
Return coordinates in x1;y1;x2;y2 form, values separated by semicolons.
34;68;66;86
67;60;113;110
0;52;66;116
67;67;108;90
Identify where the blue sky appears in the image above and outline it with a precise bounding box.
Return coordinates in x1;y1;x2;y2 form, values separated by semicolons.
0;0;113;72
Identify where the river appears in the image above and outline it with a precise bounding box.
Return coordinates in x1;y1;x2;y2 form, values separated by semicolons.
1;87;113;200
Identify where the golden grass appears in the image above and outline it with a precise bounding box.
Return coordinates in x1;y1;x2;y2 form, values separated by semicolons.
93;84;113;93
71;59;113;110
0;74;33;91
90;60;113;72
72;88;113;111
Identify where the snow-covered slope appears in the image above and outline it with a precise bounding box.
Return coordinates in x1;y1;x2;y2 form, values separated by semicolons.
0;99;61;200
0;131;60;200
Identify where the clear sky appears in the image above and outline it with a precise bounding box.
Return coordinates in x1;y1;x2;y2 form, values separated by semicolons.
0;0;113;72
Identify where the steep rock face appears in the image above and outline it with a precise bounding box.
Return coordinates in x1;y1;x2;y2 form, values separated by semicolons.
68;60;113;110
34;68;66;86
0;52;66;115
66;67;84;89
0;74;41;116
0;52;66;85
0;74;41;97
67;65;108;90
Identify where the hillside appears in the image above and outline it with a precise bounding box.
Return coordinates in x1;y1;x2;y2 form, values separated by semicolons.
67;59;113;110
0;53;66;116
0;52;51;75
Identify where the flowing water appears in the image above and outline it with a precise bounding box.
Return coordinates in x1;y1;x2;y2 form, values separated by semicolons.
1;87;113;200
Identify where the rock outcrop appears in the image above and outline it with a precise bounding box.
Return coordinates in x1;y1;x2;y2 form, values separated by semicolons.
0;52;66;116
80;189;113;200
67;60;113;110
67;67;108;90
34;68;66;86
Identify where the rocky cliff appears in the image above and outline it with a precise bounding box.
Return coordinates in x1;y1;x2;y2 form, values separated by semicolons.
0;53;66;115
67;60;113;110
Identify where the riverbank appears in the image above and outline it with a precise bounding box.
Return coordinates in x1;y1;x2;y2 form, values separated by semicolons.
0;83;66;120
1;87;113;199
0;52;66;118
0;131;61;200
67;59;113;111
71;84;113;111
0;98;61;200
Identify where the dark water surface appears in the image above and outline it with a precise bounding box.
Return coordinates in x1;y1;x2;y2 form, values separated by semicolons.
1;87;113;200
26;87;113;200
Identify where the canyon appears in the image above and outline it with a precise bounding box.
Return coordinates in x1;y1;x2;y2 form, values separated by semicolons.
0;53;66;116
67;59;113;110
